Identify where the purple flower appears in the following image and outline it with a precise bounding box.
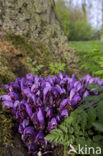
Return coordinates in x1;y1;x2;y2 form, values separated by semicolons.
2;100;13;108
16;111;27;121
47;76;54;85
49;118;57;130
98;80;103;85
22;127;35;144
49;96;53;105
22;88;31;97
72;73;75;82
82;74;91;86
60;98;70;111
56;115;61;122
0;95;11;101
83;90;89;98
18;124;23;134
22;119;29;129
23;127;34;135
1;73;103;155
14;100;20;108
56;85;66;95
35;131;47;147
36;98;43;107
33;151;38;156
52;87;59;99
46;108;52;119
37;108;45;129
70;88;76;100
71;95;81;108
4;84;13;92
20;77;26;91
59;73;63;79
35;131;47;146
25;103;32;117
61;109;68;117
34;75;39;83
19;102;25;111
27;94;36;105
43;86;51;102
26;73;34;81
31;113;39;128
74;81;82;91
9;92;19;100
31;84;39;93
36;90;41;96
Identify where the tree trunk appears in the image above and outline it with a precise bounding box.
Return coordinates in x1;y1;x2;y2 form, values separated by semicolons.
0;0;78;74
82;0;87;21
100;0;103;40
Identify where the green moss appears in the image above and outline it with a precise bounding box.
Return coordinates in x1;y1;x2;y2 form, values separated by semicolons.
5;33;56;76
0;92;13;154
5;33;50;57
0;49;16;84
0;109;13;144
5;33;34;56
0;72;15;84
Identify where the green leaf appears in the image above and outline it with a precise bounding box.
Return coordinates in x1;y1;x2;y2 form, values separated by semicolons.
32;61;37;65
93;122;103;132
87;107;96;129
26;57;32;63
93;135;103;142
97;102;103;124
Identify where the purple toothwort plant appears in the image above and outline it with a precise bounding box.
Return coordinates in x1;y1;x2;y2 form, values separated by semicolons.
0;73;103;155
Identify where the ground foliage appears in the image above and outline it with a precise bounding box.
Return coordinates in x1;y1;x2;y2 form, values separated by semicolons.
45;83;103;156
70;41;103;78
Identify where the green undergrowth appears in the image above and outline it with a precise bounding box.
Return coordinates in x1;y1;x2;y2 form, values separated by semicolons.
69;40;103;54
69;40;103;78
46;83;103;156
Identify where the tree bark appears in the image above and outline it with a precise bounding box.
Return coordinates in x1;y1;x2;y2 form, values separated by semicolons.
82;0;87;21
0;0;78;74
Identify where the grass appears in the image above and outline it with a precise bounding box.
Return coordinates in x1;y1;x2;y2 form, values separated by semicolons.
69;40;103;56
69;40;103;78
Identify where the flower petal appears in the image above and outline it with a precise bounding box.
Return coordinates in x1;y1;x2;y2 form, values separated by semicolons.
2;101;13;108
49;118;57;131
61;109;68;117
60;98;70;110
37;108;45;129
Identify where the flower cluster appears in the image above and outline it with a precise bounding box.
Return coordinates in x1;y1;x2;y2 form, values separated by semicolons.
0;73;103;156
